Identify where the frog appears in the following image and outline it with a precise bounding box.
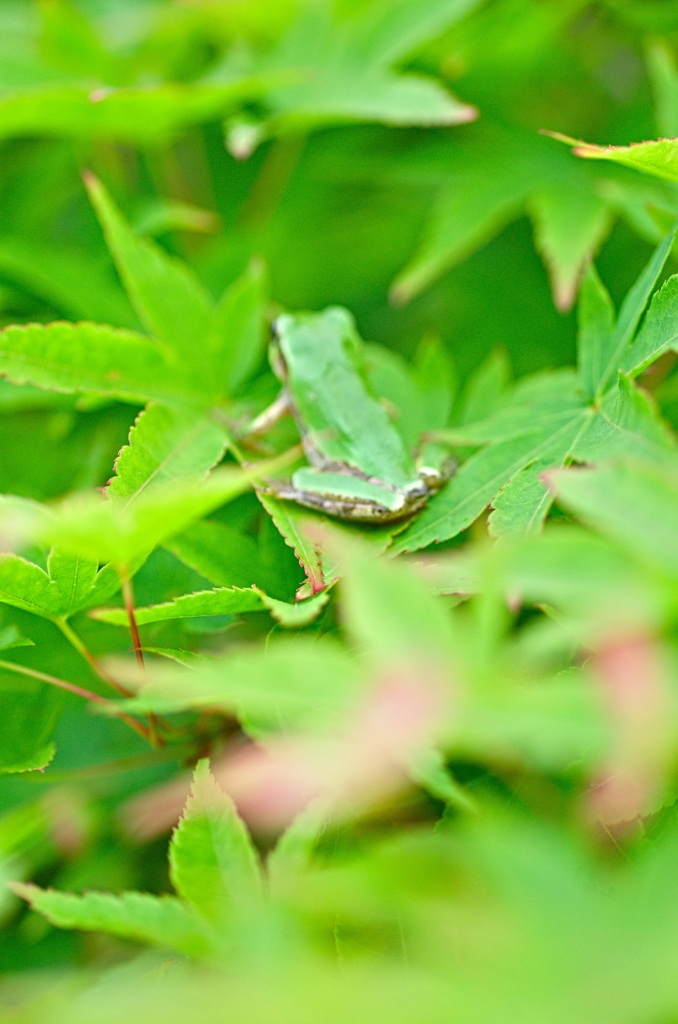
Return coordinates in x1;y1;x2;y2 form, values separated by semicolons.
243;306;452;523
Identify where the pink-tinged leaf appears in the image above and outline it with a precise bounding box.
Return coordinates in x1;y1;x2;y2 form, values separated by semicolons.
209;669;444;832
586;633;677;828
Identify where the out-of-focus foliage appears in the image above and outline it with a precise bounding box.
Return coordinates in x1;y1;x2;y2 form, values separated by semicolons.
5;1;678;1022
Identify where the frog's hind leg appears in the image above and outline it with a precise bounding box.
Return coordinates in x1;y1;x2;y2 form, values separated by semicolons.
256;480;348;516
415;441;456;488
256;482;425;523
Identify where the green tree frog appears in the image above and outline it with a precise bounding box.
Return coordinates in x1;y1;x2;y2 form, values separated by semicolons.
245;307;452;523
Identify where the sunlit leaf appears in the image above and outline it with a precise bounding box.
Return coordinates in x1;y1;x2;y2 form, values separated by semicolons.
106;404;229;501
169;761;262;924
84;174;214;373
0;321;190;404
91;586;264;626
12;884;215;958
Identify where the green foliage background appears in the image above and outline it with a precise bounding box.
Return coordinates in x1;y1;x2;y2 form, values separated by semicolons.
4;1;678;1021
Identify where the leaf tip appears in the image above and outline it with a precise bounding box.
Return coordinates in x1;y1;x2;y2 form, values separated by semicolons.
540;129;583;146
8;880;36;901
80;168;97;189
446;102;478;125
553;274;579;313
388;279;411;308
540;467;566;494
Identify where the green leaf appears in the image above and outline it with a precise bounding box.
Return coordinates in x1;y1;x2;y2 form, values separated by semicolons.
595;224;676;394
84;174;214;372
0;625;33;652
457;670;609;773
647;41;678;138
364;343;428;450
169;761;262;924
0;79;276;145
354;0;486;68
167;519;278;592
254;587;330;628
12;884;214;958
529;184;612;312
0;321;190;404
267;799;329;892
549;461;678;579
0;235;137;326
40;459;286;566
257;492;401;598
562;133;678;184
442;370;583;445
256;492;327;594
404;366;677;552
38;0;117;81
0;554;58;618
134;201;220;237
92;585;327;630
456;348;511;427
45;547;102;618
395;233;678;552
408;746;475;810
0;678;60;773
394;411;589;553
487;452;562;537
207;260;267;397
492;526;661;627
116;638;362;736
572;372;677;464
142;648;213;668
395;118;677;311
261;0;479;137
622;275;678;378
0;546;118;621
106;404;229;502
91;586;264;626
576;264;615;399
364;337;455;451
329;528;458;668
390;143;528;305
412;334;457;429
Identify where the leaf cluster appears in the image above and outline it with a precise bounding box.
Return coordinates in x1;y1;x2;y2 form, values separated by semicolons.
4;3;678;1023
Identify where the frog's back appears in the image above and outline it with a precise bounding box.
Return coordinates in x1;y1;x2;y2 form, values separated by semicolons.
275;308;416;488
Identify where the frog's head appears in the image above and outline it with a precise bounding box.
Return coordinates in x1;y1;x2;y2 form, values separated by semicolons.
271;308;361;382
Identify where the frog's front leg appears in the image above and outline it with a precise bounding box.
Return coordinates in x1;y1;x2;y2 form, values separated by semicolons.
240;391;335;469
242;389;293;439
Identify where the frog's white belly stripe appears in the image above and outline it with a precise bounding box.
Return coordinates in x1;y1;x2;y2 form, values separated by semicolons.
292;467;406;512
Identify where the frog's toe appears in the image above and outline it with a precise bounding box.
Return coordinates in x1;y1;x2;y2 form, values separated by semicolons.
417;466;443;489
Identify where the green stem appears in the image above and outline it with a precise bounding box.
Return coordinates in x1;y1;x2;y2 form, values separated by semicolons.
0;658;150;742
55;618;132;697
